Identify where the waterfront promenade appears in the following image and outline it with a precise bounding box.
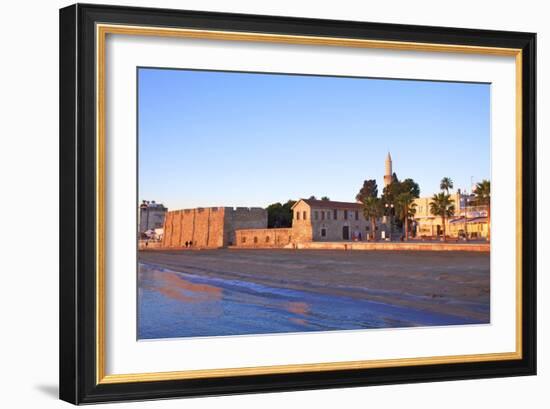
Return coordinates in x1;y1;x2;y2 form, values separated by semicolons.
140;240;490;252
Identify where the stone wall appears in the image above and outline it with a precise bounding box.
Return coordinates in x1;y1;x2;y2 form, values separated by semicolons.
310;208;371;241
161;207;267;249
162;207;226;248
234;228;293;248
290;201;313;243
292;200;376;242
224;207;267;246
292;241;490;252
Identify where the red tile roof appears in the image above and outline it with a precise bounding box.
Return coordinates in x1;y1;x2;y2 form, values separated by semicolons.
299;199;363;209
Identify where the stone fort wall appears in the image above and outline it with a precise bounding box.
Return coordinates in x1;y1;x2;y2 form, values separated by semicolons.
161;207;267;249
234;228;294;248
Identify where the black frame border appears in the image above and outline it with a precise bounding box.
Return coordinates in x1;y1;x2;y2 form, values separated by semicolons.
59;3;536;404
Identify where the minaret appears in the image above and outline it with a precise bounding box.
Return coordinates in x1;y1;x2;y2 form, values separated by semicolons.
384;152;393;187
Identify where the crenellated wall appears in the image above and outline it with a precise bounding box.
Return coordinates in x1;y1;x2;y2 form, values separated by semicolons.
224;207;267;246
161;207;267;248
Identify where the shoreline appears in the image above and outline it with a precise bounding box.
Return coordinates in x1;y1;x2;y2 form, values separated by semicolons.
138;249;490;323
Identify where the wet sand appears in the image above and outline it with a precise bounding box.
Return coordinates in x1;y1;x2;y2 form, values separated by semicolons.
138;249;490;323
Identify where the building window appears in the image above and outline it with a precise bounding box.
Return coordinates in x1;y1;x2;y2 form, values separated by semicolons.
366;226;370;231
344;210;348;220
355;210;359;220
314;211;318;220
333;209;337;220
321;228;327;237
254;236;258;244
303;211;307;220
321;211;325;220
241;237;246;243
297;211;300;220
265;236;270;243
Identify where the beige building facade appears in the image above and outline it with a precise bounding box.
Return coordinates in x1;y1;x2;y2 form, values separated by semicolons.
413;193;489;239
234;199;384;247
291;199;376;242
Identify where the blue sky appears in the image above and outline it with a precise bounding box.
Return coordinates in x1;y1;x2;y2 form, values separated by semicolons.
138;68;490;210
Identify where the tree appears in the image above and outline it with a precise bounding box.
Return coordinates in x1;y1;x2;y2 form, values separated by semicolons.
362;196;383;241
474;179;491;240
321;196;330;201
381;177;420;231
266;200;296;228
440;177;454;194
356;179;378;203
308;195;317;200
429;193;455;241
395;192;417;240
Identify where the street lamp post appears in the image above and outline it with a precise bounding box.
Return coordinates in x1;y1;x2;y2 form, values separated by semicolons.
385;202;394;241
464;196;469;242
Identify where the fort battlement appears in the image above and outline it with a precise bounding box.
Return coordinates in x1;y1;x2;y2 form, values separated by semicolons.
161;206;267;248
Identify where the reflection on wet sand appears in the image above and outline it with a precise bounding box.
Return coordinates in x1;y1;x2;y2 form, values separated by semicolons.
138;262;485;340
143;269;222;304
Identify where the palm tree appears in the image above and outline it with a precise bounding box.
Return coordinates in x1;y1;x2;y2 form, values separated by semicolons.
440;177;454;194
395;192;417;241
474;179;491;240
362;197;382;241
429;192;455;241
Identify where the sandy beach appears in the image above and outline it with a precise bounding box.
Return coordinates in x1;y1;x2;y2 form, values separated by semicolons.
138;249;490;326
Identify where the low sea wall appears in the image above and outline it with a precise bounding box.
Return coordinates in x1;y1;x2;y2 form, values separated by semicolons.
228;241;489;252
138;241;163;250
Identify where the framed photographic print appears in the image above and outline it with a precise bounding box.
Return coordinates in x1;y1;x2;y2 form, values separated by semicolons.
59;3;536;404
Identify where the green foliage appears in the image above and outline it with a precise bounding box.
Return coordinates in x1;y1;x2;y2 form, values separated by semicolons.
429;192;455;240
440;177;454;194
474;179;490;206
429;192;455;219
321;196;330;201
381;175;420;227
396;192;417;218
362;196;383;219
362;196;383;241
266;200;296;228
355;179;378;203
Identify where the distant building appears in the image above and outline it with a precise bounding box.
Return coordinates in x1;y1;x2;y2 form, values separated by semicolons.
413;193;489;239
291;199;376;242
139;200;167;234
235;199;386;248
